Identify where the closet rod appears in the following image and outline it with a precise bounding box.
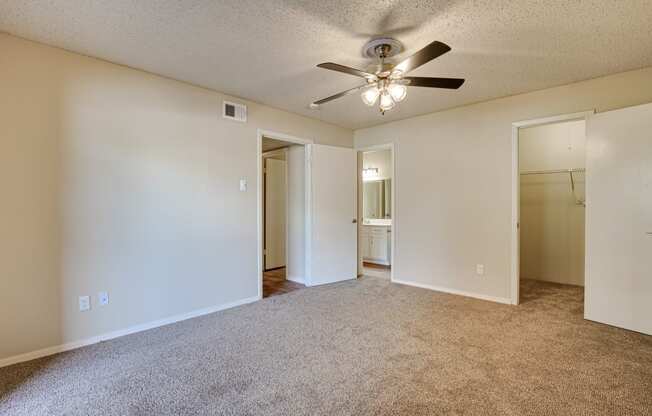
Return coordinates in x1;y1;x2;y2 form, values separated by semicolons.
520;168;585;176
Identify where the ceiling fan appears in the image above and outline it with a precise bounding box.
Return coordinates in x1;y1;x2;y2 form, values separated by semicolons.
311;38;465;114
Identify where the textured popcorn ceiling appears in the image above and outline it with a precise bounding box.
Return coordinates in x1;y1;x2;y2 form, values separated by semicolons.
1;1;652;129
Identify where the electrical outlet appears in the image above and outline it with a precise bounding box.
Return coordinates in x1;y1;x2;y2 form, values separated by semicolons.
79;295;90;311
98;292;109;306
476;264;485;276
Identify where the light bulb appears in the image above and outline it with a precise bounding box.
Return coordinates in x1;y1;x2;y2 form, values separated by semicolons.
361;86;380;106
388;83;407;102
379;91;395;111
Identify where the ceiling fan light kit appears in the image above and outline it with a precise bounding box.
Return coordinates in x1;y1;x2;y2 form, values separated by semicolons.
313;38;465;114
388;81;407;102
361;76;407;111
361;85;380;106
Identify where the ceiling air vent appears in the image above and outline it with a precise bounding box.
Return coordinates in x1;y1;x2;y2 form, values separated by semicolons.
223;101;247;122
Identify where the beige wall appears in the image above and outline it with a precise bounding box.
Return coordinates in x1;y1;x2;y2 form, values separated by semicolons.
286;145;305;283
363;149;391;180
519;120;586;286
0;34;352;361
3;28;652;361
355;66;652;303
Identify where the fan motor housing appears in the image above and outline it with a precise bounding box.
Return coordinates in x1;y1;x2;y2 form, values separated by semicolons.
362;38;403;59
365;62;394;77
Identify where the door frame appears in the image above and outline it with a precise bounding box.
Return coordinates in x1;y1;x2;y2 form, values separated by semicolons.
510;110;594;305
257;129;313;299
356;143;396;282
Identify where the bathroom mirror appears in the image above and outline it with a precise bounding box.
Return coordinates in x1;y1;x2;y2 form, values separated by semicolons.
363;179;391;219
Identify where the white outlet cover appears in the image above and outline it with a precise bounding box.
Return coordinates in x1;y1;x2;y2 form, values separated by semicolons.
239;178;247;192
98;291;109;306
79;295;91;311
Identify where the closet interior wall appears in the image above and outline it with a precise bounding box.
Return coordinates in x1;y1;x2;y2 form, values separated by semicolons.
519;120;586;287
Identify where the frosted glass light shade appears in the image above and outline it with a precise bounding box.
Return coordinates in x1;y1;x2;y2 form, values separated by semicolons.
388;83;407;102
379;91;395;111
361;86;380;106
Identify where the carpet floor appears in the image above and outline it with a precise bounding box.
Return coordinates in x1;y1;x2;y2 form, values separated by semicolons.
1;278;651;415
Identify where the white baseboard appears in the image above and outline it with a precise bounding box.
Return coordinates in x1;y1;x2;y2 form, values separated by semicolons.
391;278;512;305
0;295;261;369
286;274;304;284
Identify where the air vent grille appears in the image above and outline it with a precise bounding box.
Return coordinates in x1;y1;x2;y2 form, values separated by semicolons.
223;101;247;122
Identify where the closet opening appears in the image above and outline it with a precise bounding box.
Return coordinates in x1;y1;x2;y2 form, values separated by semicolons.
357;145;394;280
511;112;592;305
259;133;310;298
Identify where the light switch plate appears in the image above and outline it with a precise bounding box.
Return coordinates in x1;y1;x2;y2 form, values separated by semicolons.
79;295;90;311
239;178;247;192
476;264;485;276
98;291;109;306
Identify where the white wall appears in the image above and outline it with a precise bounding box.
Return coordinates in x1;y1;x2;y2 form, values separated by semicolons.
286;145;305;283
355;66;652;303
363;149;391;180
0;34;352;362
519;120;586;286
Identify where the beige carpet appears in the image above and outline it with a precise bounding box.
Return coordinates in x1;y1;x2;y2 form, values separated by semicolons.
1;278;651;415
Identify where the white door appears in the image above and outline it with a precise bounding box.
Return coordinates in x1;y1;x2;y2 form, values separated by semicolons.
585;102;652;335
306;144;357;286
265;158;286;270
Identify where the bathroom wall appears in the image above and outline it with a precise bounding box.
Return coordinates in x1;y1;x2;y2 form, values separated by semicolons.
363;149;391;180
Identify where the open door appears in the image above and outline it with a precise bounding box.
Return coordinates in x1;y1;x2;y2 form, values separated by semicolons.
306;144;357;286
585;102;652;335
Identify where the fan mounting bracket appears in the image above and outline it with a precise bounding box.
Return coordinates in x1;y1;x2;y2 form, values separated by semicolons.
362;38;403;59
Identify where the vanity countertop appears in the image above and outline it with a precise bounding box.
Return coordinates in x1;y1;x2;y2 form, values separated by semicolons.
363;219;392;227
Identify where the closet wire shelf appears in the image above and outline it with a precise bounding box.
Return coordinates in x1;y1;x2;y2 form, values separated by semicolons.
520;168;586;207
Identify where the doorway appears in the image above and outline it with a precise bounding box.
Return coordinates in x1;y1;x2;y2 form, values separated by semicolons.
511;111;593;305
357;145;395;280
257;130;360;297
258;132;311;298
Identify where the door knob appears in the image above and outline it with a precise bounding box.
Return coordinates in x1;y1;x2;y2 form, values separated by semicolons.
352;219;357;223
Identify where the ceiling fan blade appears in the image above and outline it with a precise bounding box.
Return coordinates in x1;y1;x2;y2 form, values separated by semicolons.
404;76;465;89
312;84;368;105
393;41;452;74
317;63;377;80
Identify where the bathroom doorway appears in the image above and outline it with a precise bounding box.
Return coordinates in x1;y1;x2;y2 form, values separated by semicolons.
357;145;395;280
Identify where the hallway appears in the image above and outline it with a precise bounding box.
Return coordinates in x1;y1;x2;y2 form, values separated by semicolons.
263;267;305;298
